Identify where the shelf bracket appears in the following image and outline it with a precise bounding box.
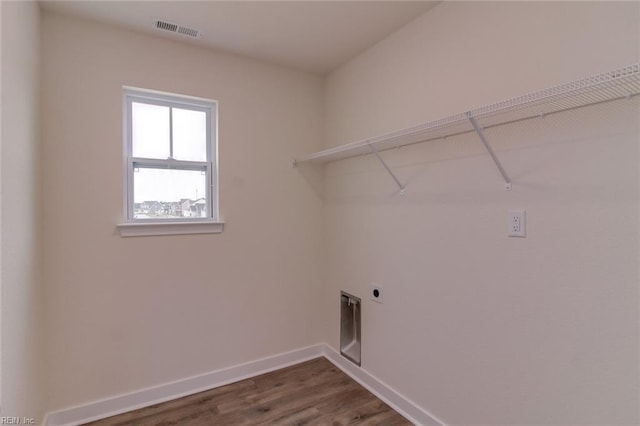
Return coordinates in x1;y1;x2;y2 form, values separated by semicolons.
467;114;512;191
368;143;405;194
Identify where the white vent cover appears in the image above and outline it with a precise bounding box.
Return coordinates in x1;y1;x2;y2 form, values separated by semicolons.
154;20;200;38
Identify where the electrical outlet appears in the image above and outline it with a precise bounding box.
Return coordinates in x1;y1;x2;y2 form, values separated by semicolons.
370;284;384;303
508;210;526;237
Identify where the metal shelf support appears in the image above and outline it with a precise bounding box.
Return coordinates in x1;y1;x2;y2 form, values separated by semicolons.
368;143;405;194
467;114;512;191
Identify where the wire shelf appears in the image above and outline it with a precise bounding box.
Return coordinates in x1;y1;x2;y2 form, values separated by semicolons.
294;64;640;165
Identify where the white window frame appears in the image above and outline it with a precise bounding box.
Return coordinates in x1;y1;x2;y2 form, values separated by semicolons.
118;87;223;237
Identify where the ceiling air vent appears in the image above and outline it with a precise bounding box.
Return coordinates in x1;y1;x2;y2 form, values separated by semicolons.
177;26;199;38
154;20;200;39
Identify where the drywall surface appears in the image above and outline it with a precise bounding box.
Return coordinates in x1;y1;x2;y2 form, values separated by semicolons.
41;12;325;412
0;0;44;421
323;2;639;424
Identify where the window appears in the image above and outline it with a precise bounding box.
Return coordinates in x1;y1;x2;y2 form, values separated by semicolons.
120;88;222;236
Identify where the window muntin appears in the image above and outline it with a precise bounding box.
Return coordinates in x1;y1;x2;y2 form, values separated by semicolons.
124;88;217;223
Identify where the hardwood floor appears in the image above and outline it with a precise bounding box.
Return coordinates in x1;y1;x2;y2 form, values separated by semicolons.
84;357;412;425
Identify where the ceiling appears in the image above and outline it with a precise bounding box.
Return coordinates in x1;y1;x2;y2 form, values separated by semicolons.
39;1;438;75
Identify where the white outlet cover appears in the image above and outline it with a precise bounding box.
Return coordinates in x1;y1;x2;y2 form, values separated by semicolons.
508;210;526;237
370;284;384;303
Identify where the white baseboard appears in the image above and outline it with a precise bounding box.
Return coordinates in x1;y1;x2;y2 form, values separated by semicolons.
321;345;445;426
44;343;444;426
44;344;324;426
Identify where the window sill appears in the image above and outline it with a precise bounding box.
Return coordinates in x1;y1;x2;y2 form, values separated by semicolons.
117;221;225;237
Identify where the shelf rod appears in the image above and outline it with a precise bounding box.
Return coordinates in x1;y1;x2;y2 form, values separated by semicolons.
468;114;512;191
368;143;405;193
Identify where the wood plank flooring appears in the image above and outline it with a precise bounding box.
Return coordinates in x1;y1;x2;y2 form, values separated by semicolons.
84;357;412;425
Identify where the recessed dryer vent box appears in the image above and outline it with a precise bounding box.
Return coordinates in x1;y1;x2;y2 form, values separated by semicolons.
340;291;361;366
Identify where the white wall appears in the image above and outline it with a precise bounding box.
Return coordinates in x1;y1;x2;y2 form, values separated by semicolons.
0;0;44;421
41;12;325;412
323;2;639;425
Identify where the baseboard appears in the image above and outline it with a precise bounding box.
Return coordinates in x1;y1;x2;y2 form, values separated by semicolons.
322;345;445;426
44;344;324;426
43;343;444;426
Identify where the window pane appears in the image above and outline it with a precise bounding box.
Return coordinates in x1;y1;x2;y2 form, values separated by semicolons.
133;168;208;219
132;102;170;159
173;108;207;161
